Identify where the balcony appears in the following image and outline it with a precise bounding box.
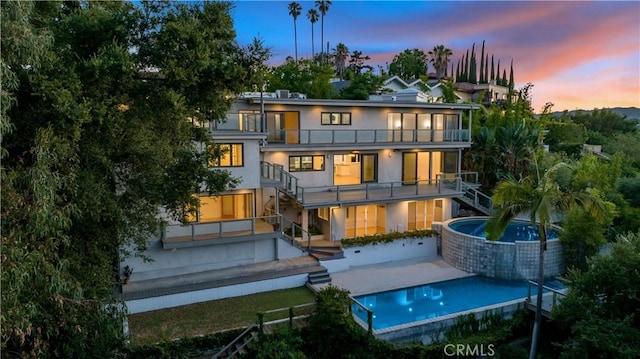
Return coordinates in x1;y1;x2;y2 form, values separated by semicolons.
290;177;462;209
264;129;470;148
162;215;280;249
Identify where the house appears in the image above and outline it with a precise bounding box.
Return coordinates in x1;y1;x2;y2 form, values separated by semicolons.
121;89;481;312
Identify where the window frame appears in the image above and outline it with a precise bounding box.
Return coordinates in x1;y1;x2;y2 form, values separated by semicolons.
209;143;244;167
321;112;352;125
289;155;325;172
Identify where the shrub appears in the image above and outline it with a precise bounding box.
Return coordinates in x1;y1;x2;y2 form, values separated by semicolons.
341;229;439;248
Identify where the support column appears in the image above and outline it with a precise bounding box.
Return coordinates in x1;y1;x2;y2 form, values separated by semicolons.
301;209;309;233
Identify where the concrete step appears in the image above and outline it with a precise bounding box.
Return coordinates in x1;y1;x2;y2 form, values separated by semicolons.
308;269;332;285
309;246;344;261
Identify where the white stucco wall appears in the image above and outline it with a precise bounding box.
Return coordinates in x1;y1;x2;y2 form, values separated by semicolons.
342;237;438;267
121;236;304;282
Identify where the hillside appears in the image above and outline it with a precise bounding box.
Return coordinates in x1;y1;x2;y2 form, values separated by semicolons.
550;107;640;121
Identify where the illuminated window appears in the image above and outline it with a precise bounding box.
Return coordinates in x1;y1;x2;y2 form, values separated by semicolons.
209;143;243;167
318;207;330;221
321;112;351;125
186;193;253;223
289;155;324;172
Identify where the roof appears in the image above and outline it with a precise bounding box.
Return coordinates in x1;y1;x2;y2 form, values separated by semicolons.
243;97;480;110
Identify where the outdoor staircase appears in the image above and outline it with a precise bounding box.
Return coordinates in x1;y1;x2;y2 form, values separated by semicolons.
456;182;493;215
307;268;332;285
211;325;259;359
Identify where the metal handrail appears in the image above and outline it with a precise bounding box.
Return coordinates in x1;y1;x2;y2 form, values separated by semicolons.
164;215;281;242
526;280;568;312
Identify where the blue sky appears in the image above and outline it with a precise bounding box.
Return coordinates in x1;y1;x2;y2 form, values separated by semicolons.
230;1;640;112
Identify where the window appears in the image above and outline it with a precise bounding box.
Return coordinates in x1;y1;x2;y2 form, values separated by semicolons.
345;204;386;238
209;143;243;167
321;112;351;125
318;207;330;221
186;193;253;223
289;155;325;172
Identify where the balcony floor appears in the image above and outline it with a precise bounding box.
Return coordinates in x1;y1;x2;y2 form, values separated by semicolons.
297;183;463;208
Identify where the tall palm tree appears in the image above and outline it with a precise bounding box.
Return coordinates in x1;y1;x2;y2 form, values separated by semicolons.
485;160;607;359
288;2;302;62
332;42;348;79
315;0;331;63
428;44;453;81
307;9;318;60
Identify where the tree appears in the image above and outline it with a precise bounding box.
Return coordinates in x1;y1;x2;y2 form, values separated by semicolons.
338;72;384;100
552;231;640;358
288;2;302;62
388;48;428;79
1;1;268;356
428;44;453;81
306;8;318;60
332;42;348;79
314;0;331;63
266;59;334;99
346;49;372;74
486;160;608;359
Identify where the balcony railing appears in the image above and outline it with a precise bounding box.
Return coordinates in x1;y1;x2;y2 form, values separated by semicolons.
260;161;298;195
293;177;462;207
162;215;281;246
265;129;470;146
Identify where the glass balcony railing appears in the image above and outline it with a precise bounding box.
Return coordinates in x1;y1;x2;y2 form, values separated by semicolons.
264;129;470;145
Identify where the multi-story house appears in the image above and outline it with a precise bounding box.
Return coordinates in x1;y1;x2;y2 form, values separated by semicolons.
121;89;481;312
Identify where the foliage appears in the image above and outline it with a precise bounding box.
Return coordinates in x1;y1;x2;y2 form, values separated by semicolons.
437;79;458;103
346;49;373;75
248;327;306;359
122;328;243;359
1;1;267;356
341;229;439;248
303;285;364;359
617;176;640;208
552;231;640;358
485;159;609;359
266;59;334;99
559;208;609;272
338;71;384;100
542;120;586;156
428;44;453;81
388;48;428;79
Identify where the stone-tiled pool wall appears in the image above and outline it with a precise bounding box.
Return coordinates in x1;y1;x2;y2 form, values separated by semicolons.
441;218;563;280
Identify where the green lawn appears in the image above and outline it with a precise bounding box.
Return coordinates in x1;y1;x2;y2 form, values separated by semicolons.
127;287;315;345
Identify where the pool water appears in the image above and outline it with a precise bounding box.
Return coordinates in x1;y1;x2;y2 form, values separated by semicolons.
447;218;560;242
352;275;546;330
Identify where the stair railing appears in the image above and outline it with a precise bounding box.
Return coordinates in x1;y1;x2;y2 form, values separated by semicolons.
212;324;258;359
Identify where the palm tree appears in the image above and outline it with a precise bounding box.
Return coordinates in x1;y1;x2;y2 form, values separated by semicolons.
428;44;453;81
332;42;348;79
315;0;331;63
485;160;607;359
307;9;318;60
288;2;302;62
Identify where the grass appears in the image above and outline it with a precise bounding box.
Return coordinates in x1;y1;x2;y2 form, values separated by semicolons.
127;286;315;345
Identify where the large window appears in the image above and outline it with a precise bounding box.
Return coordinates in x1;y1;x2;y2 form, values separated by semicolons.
407;199;443;230
289;155;325;172
321;112;351;125
209;144;243;167
187;193;253;223
345;204;386;238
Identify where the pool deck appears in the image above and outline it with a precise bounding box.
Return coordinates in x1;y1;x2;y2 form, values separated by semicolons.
316;257;475;296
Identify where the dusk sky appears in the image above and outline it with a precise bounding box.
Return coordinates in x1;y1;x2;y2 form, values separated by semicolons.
231;1;640;112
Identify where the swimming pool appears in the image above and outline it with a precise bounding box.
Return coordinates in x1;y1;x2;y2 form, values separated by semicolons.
447;218;560;242
352;275;540;330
